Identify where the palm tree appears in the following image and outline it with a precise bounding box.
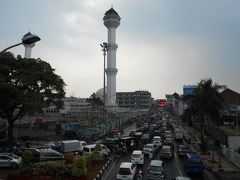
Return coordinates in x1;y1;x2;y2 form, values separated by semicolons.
183;79;225;150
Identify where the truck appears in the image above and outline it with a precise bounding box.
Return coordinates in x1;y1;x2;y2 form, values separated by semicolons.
52;140;87;154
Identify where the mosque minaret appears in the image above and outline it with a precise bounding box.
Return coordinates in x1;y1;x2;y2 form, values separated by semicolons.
103;7;121;110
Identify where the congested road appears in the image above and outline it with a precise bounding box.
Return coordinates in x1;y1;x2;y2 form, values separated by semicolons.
105;120;206;180
106;143;206;180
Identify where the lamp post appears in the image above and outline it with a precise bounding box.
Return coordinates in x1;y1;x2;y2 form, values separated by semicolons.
0;32;40;55
100;42;109;118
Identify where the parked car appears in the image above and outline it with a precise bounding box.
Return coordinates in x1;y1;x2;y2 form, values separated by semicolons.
178;145;191;157
143;144;158;159
22;148;41;162
146;160;165;180
39;149;64;161
117;162;137;180
0;153;21;168
160;145;174;159
131;150;144;165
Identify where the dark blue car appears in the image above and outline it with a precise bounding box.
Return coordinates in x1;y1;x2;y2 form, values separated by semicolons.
184;153;204;174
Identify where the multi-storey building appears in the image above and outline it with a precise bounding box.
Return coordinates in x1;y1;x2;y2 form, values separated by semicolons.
44;97;92;118
116;91;153;109
183;85;197;110
220;88;240;125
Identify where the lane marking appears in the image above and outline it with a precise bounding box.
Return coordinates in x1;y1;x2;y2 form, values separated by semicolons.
104;157;120;179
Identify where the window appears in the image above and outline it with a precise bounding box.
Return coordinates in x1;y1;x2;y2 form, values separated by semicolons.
119;168;131;175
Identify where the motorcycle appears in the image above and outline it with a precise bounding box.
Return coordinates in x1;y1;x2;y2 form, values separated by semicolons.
135;170;143;180
122;146;127;156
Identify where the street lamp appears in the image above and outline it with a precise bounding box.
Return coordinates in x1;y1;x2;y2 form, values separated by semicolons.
0;32;41;55
100;42;109;117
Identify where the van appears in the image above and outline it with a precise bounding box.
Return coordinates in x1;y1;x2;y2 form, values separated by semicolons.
83;144;110;156
184;153;204;174
146;160;165;180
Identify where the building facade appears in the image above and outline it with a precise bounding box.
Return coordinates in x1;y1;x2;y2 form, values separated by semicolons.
116;90;153;110
220;88;240;125
183;85;197;110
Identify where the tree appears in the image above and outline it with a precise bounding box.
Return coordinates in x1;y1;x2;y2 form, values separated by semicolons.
86;93;103;121
0;52;66;143
183;79;225;151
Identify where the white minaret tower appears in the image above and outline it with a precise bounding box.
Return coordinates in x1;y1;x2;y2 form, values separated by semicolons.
22;32;36;58
103;7;121;110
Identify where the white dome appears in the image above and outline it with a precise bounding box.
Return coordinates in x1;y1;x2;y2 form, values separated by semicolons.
95;88;106;101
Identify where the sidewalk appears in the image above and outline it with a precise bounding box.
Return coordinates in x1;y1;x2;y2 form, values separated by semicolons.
181;125;240;180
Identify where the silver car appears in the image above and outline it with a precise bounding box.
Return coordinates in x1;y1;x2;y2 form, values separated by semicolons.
143;144;158;159
0;153;22;168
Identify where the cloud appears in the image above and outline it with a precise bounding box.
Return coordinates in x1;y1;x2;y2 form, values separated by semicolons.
117;33;216;98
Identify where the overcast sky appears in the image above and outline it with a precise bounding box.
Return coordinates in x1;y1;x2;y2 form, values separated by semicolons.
1;0;240;99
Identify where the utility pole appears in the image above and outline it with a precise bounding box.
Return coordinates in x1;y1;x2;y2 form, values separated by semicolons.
100;42;109;134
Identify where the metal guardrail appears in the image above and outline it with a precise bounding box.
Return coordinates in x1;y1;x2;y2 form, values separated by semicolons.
222;145;240;168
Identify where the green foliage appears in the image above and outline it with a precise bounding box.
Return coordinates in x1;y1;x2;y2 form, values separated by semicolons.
86;93;103;107
183;79;225;150
83;155;92;167
90;151;103;161
72;156;87;177
22;150;33;164
0;52;66;142
19;164;32;173
94;144;102;152
32;161;71;175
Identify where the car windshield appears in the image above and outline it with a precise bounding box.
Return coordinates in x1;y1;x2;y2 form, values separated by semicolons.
145;145;153;149
118;168;131;175
132;154;141;158
149;165;162;172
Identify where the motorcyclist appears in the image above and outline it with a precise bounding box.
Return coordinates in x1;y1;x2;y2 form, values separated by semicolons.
135;170;143;180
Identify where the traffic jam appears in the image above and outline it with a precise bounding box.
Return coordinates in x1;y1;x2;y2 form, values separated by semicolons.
0;110;205;180
105;110;204;180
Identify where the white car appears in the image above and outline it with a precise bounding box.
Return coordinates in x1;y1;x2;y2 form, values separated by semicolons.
0;153;22;168
83;144;110;156
131;150;144;165
117;162;137;180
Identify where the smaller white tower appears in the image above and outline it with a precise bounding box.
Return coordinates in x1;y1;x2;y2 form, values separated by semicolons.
22;32;36;58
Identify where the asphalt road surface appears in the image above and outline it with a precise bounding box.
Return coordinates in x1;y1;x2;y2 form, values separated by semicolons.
104;143;206;180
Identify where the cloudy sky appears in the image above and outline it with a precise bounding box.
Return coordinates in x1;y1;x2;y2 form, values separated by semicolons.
1;0;240;99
